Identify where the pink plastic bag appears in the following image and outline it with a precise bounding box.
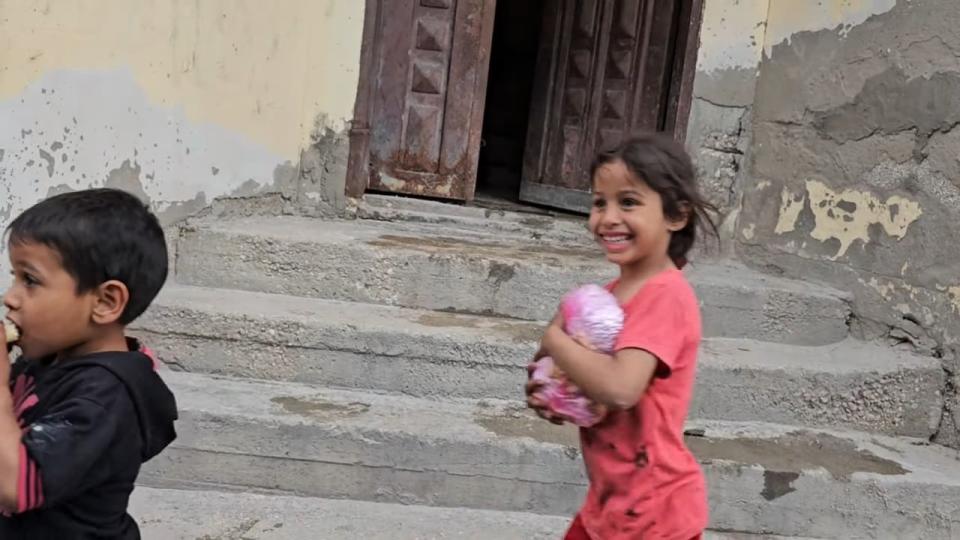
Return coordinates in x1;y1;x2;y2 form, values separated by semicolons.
530;285;624;427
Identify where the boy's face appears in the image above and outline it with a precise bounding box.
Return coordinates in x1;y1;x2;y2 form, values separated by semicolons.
3;241;99;359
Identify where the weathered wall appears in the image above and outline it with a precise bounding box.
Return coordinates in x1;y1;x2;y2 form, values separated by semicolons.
685;0;770;244
734;0;960;446
0;0;364;265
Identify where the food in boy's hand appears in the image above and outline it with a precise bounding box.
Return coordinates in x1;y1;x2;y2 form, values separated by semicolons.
530;284;624;427
3;319;18;344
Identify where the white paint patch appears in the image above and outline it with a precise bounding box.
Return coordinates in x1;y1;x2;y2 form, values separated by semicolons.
764;0;898;56
866;277;897;301
0;69;288;273
805;180;922;260
949;286;960;314
697;0;770;72
774;187;806;234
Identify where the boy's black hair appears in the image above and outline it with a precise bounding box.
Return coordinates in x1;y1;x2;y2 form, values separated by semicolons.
6;188;168;324
590;132;718;268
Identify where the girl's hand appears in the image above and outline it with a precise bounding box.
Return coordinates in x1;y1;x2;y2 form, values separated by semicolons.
571;332;596;351
526;309;569;424
525;361;566;425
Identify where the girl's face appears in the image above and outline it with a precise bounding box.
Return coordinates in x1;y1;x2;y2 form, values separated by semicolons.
588;160;685;271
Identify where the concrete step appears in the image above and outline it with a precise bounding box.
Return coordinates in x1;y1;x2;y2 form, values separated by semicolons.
131;486;825;540
134;285;943;438
356;193;595;247
131;486;821;540
142;371;960;539
172;216;850;345
131;486;568;539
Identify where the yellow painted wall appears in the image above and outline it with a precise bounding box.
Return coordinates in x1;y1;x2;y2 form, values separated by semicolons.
0;0;364;159
0;0;365;250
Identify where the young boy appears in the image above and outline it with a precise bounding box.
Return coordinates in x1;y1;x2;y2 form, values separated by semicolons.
0;188;177;538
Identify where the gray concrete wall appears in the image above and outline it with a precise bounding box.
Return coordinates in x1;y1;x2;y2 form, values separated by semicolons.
729;0;960;447
684;0;770;245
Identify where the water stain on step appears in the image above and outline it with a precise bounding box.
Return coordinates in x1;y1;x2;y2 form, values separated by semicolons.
689;431;907;501
271;396;370;419
475;411;581;449
478;414;907;496
367;234;600;263
686;431;908;480
416;312;543;343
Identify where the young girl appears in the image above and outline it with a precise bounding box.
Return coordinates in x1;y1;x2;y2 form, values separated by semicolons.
527;133;716;540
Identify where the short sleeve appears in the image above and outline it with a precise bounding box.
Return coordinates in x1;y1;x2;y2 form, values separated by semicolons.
614;283;690;375
16;381;125;512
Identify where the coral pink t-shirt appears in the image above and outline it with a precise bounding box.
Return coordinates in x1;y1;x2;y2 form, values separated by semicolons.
578;267;707;539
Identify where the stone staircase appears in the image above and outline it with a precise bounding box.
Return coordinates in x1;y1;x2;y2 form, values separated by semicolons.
130;195;960;539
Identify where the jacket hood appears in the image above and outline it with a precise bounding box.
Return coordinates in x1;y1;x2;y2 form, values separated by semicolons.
65;350;178;461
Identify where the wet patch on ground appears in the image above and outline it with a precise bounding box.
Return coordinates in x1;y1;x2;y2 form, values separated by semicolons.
416;312;543;343
367;234;600;263
475;410;581;448
271;396;370;419
686;431;908;479
477;412;908;483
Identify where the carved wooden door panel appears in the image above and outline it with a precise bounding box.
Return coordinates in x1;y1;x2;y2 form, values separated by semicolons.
366;0;496;201
520;0;685;212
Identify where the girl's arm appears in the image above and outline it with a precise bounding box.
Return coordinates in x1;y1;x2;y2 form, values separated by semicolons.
542;323;658;410
0;335;21;511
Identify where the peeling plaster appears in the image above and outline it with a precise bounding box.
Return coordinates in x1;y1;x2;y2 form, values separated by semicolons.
696;0;770;73
805;180;922;259
0;69;293;275
949;286;960;314
0;0;363;155
867;277;897;301
774;188;806;234
764;0;898;56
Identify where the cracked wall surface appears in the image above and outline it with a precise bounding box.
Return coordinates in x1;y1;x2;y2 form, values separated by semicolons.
685;0;769;247
0;0;363;274
734;0;960;447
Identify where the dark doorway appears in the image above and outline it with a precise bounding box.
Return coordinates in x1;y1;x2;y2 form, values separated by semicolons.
345;0;704;210
475;0;545;205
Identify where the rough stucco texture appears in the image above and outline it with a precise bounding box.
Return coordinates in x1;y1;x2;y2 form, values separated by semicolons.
736;0;960;447
0;0;363;275
684;0;769;249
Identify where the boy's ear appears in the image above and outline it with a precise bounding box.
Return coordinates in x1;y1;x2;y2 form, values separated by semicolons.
91;280;129;325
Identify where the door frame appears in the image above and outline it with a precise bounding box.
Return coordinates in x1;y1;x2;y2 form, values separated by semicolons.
345;0;381;199
665;0;704;143
345;0;704;201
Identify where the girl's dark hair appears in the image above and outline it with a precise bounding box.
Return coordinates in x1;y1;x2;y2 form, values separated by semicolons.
590;132;718;268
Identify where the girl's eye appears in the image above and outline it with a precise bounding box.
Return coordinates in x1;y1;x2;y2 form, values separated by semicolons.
593;199;606;208
23;274;40;287
621;197;640;208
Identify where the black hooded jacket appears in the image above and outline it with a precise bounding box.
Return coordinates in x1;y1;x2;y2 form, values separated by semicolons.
0;347;178;539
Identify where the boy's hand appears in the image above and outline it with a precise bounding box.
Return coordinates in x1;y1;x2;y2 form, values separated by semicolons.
0;330;9;386
0;327;17;511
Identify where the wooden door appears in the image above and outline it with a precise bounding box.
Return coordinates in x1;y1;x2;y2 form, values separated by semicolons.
520;0;698;212
365;0;496;201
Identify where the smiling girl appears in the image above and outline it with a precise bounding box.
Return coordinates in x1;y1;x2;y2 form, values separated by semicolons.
528;133;717;540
